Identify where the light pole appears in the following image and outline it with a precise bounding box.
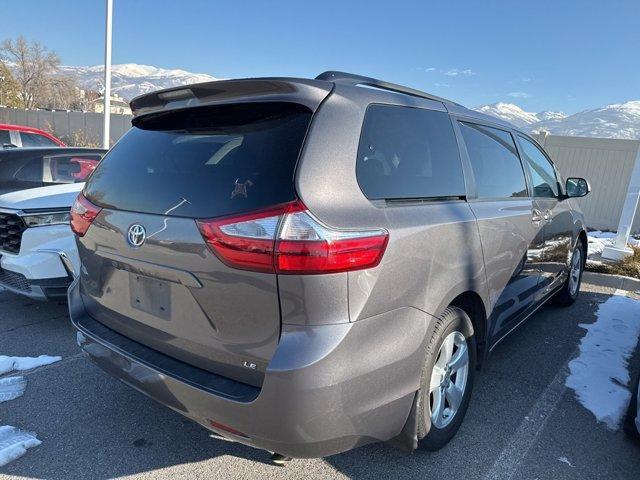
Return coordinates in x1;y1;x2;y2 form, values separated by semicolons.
0;75;4;107
102;0;113;149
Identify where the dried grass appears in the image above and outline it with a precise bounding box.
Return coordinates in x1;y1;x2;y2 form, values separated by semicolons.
586;246;640;279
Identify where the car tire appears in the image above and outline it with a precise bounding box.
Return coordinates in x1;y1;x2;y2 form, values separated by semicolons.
416;306;476;451
552;241;584;307
623;373;640;440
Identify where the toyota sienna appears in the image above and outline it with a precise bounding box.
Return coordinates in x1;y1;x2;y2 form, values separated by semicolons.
68;71;590;459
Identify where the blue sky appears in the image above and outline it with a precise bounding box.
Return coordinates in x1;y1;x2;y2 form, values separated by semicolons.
1;0;639;114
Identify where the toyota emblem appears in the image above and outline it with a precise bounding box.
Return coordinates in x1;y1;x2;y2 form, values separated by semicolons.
127;224;146;247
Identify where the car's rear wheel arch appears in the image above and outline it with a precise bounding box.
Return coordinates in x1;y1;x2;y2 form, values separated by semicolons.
449;291;487;370
432;285;489;370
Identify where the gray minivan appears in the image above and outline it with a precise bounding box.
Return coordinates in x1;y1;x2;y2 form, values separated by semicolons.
68;72;590;460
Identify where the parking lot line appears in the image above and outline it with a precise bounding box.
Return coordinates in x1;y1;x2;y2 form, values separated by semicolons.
484;361;569;480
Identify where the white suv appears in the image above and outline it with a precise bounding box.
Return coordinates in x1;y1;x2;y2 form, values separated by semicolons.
0;183;83;300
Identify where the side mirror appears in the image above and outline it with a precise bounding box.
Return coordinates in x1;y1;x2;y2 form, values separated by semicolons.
565;177;590;198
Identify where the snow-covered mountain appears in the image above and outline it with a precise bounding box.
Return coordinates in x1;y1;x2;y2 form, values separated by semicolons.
57;63;218;100
9;58;640;139
474;102;541;128
473;101;640;139
533;101;640;140
536;110;567;122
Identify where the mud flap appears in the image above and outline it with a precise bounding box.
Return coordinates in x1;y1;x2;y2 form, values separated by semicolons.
387;391;419;452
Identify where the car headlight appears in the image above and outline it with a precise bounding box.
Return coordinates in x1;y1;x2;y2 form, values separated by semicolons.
22;211;71;227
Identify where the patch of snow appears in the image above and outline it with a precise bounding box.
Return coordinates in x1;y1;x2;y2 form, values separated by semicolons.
0;426;41;467
0;355;61;375
565;289;640;430
558;456;575;467
587;231;640;258
587;236;612;257
0;377;27;403
588;231;617;239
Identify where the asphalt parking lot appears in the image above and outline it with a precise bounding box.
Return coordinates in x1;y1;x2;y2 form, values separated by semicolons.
1;281;639;480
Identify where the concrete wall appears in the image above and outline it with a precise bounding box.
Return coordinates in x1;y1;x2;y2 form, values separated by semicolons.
0;106;132;147
534;132;640;233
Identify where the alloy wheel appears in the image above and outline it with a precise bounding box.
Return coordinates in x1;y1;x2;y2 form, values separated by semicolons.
429;331;469;429
569;248;582;296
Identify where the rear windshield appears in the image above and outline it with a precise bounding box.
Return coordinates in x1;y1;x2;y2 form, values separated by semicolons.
84;102;312;218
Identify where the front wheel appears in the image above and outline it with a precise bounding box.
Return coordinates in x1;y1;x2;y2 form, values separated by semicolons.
417;307;476;450
552;242;584;307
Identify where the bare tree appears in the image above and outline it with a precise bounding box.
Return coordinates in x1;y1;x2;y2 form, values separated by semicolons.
0;36;60;109
38;76;84;110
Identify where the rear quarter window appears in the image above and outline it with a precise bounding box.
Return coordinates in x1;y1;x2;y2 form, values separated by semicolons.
356;104;465;200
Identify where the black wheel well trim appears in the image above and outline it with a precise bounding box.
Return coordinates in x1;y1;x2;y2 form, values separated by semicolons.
448;291;487;370
578;229;588;267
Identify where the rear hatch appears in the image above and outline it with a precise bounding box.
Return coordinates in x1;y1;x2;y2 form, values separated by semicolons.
77;101;315;387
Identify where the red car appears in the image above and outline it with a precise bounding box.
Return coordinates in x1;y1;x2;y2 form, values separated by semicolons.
0;123;66;148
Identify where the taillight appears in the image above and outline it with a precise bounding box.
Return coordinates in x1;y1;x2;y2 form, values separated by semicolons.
196;201;388;275
70;193;102;237
196;205;284;273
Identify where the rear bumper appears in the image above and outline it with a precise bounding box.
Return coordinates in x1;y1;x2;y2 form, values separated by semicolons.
68;279;431;458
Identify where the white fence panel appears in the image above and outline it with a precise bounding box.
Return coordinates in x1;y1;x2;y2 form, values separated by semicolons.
535;133;640;232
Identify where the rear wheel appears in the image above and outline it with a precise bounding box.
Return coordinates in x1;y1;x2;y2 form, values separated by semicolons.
417;307;476;450
552;242;584;307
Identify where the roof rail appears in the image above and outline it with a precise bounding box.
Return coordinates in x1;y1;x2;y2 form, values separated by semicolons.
316;71;457;105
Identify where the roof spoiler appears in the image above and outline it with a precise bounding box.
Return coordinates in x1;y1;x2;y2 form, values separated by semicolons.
129;78;332;118
129;71;459;118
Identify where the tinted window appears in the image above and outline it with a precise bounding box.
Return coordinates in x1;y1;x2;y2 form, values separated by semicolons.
0;130;11;147
518;136;558;198
84;103;312;218
14;152;103;184
14;154;43;182
45;153;103;183
356;105;464;199
459;122;527;199
21;132;58;147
